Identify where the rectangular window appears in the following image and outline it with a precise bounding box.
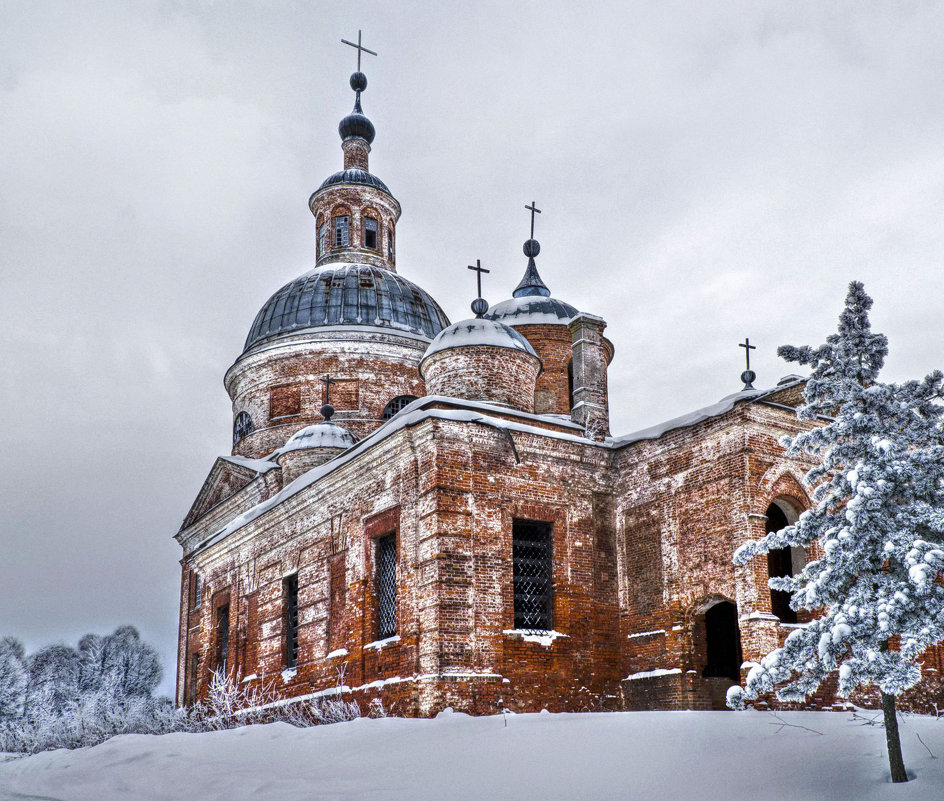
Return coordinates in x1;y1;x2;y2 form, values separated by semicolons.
334;215;350;247
513;519;553;631
364;216;378;249
376;533;397;639
284;575;299;669
328;556;346;653
188;653;200;704
387;226;394;259
215;604;230;676
318;223;327;257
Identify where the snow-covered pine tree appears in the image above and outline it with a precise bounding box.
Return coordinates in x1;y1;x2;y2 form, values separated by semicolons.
728;281;944;784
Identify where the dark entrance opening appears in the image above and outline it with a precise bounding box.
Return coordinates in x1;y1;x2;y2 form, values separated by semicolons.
766;503;797;623
702;601;742;682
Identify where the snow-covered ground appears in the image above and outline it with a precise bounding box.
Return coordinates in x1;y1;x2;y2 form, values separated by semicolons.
1;709;942;801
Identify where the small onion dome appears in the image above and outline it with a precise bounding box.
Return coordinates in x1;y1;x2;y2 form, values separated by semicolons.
420;318;538;368
338;111;375;144
277;422;355;453
275;422;355;483
419;318;542;413
484;295;579;326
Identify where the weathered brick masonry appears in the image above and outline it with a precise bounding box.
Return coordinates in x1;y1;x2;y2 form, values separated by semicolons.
174;64;943;717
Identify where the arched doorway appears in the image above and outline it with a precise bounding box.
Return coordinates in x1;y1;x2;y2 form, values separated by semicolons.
702;601;742;682
765;500;805;624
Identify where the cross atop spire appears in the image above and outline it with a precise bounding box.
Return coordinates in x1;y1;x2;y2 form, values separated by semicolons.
320;373;338;405
739;338;757;390
525;201;542;239
341;30;377;72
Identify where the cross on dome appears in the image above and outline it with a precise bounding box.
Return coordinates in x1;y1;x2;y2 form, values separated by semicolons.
525;201;542;239
341;30;377;72
739;338;757;390
468;260;490;317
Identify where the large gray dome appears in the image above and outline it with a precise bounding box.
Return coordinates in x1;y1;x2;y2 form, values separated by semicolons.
244;264;450;352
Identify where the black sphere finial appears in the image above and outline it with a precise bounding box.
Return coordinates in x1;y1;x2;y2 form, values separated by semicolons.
471;298;489;318
350;71;367;92
523;239;540;258
320;403;335;421
741;370;757;390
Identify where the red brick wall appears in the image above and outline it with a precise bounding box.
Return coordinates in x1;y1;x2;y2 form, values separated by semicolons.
422;346;540;413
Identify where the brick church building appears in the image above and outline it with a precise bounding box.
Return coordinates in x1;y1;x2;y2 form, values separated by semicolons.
174;52;942;715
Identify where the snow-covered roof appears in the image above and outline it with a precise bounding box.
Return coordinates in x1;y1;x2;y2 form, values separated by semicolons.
193;401;596;556
273;423;356;455
421;318;538;364
218;454;281;474
484;295;579;326
607;379;804;448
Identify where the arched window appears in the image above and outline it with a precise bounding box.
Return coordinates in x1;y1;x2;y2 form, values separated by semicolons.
364;216;378;250
233;411;254;445
318;223;327;257
387;226;394;260
702;601;742;682
334;214;350;247
765;501;805;623
382;395;418;420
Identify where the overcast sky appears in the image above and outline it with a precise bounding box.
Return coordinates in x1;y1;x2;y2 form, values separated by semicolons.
1;1;942;697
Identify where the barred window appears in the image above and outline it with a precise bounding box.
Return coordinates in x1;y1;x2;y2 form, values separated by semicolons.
381;395;418;420
376;533;397;639
513;519;553;631
318;223;327;257
233;411;254;445
284;575;299;669
334;215;350;247
215;604;230;676
364;216;378;250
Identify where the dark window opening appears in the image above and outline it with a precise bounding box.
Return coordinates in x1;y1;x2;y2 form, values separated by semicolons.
191;573;202;610
318;223;327;257
513;519;553;631
702;601;742;681
387;226;394;260
766;503;797;624
233;411;254;445
376;533;397;639
215;604;230;677
284;575;299;669
188;653;200;705
364;216;378;250
381;395;418;420
567;360;574;411
334;215;350;247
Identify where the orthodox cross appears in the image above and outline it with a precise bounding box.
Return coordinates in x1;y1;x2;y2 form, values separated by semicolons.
525;201;542;239
341;30;377;71
468;259;490;298
320;373;338;404
739;337;756;372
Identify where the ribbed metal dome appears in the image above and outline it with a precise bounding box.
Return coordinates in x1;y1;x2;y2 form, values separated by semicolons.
243;264;450;352
316;169;391;195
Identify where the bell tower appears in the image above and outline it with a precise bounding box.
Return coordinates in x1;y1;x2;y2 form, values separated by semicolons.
308;31;401;272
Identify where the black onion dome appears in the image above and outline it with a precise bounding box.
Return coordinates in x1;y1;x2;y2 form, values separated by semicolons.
316;168;391;195
243;264;450;352
339;112;375;144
